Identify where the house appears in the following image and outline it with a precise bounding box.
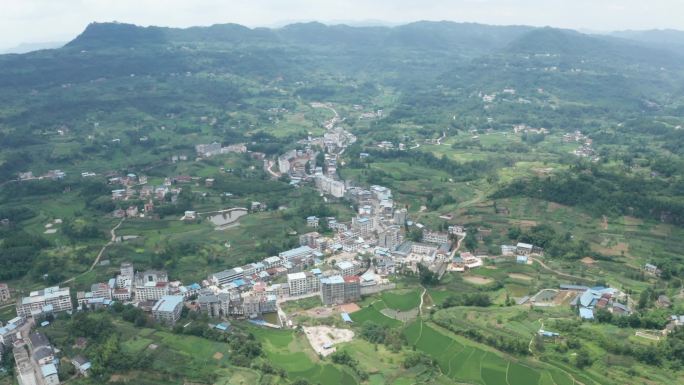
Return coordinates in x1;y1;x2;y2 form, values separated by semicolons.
0;283;10;302
0;317;25;346
152;295;184;325
500;245;517;256
516;242;533;255
306;216;320;228
516;255;528;264
644;263;661;276
71;355;91;376
41;363;60;385
29;332;55;366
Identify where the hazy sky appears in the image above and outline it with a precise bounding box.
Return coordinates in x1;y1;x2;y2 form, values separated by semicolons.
2;0;683;49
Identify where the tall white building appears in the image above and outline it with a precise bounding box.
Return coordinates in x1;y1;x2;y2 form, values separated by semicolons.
16;286;72;318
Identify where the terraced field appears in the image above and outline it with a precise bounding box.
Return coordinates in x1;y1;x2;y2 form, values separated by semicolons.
404;320;580;385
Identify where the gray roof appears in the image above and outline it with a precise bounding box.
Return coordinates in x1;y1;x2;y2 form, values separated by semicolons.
33;345;54;361
29;332;50;349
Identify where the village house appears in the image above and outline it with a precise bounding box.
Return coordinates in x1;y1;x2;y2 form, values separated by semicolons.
71;355;92;376
0;283;10;302
307;216;320;228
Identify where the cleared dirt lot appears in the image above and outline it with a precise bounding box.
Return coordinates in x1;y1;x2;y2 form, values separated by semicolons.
303;326;354;357
463;275;494;285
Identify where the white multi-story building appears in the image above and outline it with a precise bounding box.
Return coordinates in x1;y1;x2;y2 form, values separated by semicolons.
152;295;184;325
287;271;320;296
335;261;360;277
17;286;72;318
287;272;308;296
135;282;169;302
422;230;449;245
352;216;374;237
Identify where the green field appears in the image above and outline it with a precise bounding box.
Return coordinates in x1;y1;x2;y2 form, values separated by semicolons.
404;320;578;385
381;289;422;311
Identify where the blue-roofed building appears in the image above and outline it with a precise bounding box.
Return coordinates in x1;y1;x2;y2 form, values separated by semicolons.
516;255;528;264
41;363;59;384
215;322;231;332
341;312;353;323
579;290;597;308
579;308;594;320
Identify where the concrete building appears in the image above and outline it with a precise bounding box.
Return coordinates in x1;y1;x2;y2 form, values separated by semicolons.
279;246;315;262
422;230;449;245
343;276;361;303
393;208;408;226
379;225;403;250
287;271;320;296
29;332;55;366
352;216;374;237
17;286;72;318
0;283;10;302
41;364;60;385
320;275;346;306
152;295;184;325
335;261;360;277
209;267;245;287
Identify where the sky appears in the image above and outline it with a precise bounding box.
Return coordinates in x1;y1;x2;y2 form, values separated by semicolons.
2;0;684;50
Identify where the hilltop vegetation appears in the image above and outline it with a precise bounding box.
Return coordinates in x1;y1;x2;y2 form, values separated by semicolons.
2;20;684;385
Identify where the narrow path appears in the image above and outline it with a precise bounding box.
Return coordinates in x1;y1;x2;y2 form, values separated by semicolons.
62;217;125;284
530;257;586;282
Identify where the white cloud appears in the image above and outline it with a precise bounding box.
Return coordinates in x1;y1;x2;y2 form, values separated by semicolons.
0;0;683;49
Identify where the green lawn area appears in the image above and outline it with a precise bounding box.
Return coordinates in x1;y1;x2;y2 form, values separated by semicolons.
381;289;422;311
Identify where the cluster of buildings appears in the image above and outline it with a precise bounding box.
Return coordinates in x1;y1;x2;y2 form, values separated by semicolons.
17;170;66;182
195;142;247;158
513;124;549;135
564;285;631;320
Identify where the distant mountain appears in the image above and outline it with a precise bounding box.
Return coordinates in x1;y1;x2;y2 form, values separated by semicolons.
611;29;684;53
504;27;683;68
1;41;64;54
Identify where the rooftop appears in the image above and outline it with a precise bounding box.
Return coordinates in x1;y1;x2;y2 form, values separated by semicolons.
152;295;183;313
41;364;58;378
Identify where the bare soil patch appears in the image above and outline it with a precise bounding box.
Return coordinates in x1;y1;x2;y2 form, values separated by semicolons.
339;303;361;313
581;257;596;265
463;275;494;285
303;326;354;357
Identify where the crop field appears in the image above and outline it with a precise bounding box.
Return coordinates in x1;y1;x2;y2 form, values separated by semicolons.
351;302;403;327
381;289;422;311
404;320;578;385
250;326;359;385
